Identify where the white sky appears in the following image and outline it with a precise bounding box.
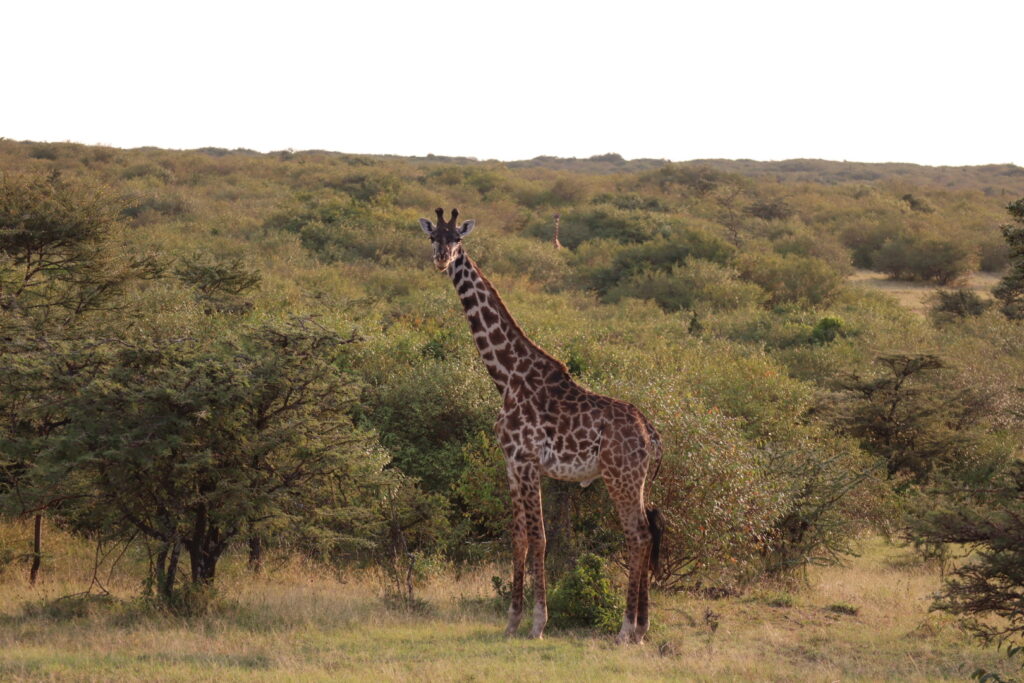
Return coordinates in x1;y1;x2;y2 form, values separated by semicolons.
3;0;1021;166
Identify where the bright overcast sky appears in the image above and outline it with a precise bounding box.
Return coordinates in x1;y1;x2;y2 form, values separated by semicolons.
4;1;1021;166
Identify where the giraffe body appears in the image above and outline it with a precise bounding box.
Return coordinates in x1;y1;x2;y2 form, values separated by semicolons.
420;208;663;643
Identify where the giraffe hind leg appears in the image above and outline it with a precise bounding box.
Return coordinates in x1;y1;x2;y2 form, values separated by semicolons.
604;463;653;644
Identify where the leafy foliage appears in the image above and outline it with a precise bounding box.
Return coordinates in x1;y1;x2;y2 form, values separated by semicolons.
872;235;974;284
43;321;375;602
932;289;992;320
993;198;1024;319
908;462;1024;648
547;553;623;633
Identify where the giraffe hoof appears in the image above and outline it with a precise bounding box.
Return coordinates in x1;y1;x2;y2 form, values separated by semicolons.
528;630;544;640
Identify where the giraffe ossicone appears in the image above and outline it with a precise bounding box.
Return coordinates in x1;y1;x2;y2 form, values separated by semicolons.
420;208;665;644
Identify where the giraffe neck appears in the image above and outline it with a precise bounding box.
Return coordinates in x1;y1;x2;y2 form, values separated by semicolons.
447;252;564;396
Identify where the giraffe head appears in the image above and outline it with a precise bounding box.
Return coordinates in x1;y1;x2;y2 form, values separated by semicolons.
419;207;476;271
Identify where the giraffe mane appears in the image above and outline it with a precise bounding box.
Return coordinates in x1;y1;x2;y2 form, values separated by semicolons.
464;255;569;376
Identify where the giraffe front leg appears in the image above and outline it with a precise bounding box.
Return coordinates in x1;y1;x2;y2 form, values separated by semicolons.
510;461;547;639
504;509;527;637
504;453;545;638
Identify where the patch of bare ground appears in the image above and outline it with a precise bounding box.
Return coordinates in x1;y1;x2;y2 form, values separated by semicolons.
848;269;1002;315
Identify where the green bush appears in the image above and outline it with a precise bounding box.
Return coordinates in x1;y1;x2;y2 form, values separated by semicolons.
977;235;1009;272
121;192;191;220
907;462;1024;649
872;235;974;284
547;553;623;633
840;218;903;268
606;259;766;313
774;231;853;275
579;231;735;294
993;198;1024;319
932;289;992;319
637;163;742;197
532;206;656;247
810;316;845;344
735;251;844;306
646;399;784;588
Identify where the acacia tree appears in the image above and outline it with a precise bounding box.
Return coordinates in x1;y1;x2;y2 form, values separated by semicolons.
0;172;149;583
43;320;380;606
832;355;952;483
907;462;1024;649
993;197;1024;319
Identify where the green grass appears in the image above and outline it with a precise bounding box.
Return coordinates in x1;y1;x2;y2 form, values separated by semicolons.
0;523;1014;681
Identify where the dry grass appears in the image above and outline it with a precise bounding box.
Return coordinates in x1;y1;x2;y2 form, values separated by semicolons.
0;522;1014;681
848;269;1002;315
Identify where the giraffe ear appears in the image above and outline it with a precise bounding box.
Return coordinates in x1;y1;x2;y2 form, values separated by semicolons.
457;219;476;237
418;218;435;235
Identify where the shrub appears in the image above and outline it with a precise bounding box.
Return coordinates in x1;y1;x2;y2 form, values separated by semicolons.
840;219;903;268
810;316;845;344
907;461;1024;649
901;193;934;213
534;206;656;247
358;348;497;494
579;231;736;294
993;197;1024;319
760;434;889;575
120;192;191;219
606;259;766;313
28;144;59;160
121;163;174;183
646;402;783;588
832;354;944;480
932;289;991;319
323;171;400;204
745;198;793;221
591;192;668;212
735;251;844;306
547;553;623;633
871;235;974;284
774;231;854;275
637;164;741;197
978;236;1009;273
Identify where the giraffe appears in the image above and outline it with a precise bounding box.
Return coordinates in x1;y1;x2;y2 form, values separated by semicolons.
419;208;665;644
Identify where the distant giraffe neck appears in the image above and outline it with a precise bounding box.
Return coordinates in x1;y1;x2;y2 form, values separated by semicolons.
447;252;561;395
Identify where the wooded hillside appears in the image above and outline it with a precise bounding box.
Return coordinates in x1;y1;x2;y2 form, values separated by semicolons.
2;139;1023;649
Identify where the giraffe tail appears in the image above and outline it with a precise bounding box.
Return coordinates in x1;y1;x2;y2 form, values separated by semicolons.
646;507;666;575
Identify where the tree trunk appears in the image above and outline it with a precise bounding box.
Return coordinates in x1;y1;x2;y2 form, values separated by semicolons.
29;514;42;585
164;541;181;598
544;480;575;579
248;534;263;574
188;510;222;586
154;544;168;597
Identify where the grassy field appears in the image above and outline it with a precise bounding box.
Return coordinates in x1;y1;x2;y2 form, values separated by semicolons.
0;521;1012;682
